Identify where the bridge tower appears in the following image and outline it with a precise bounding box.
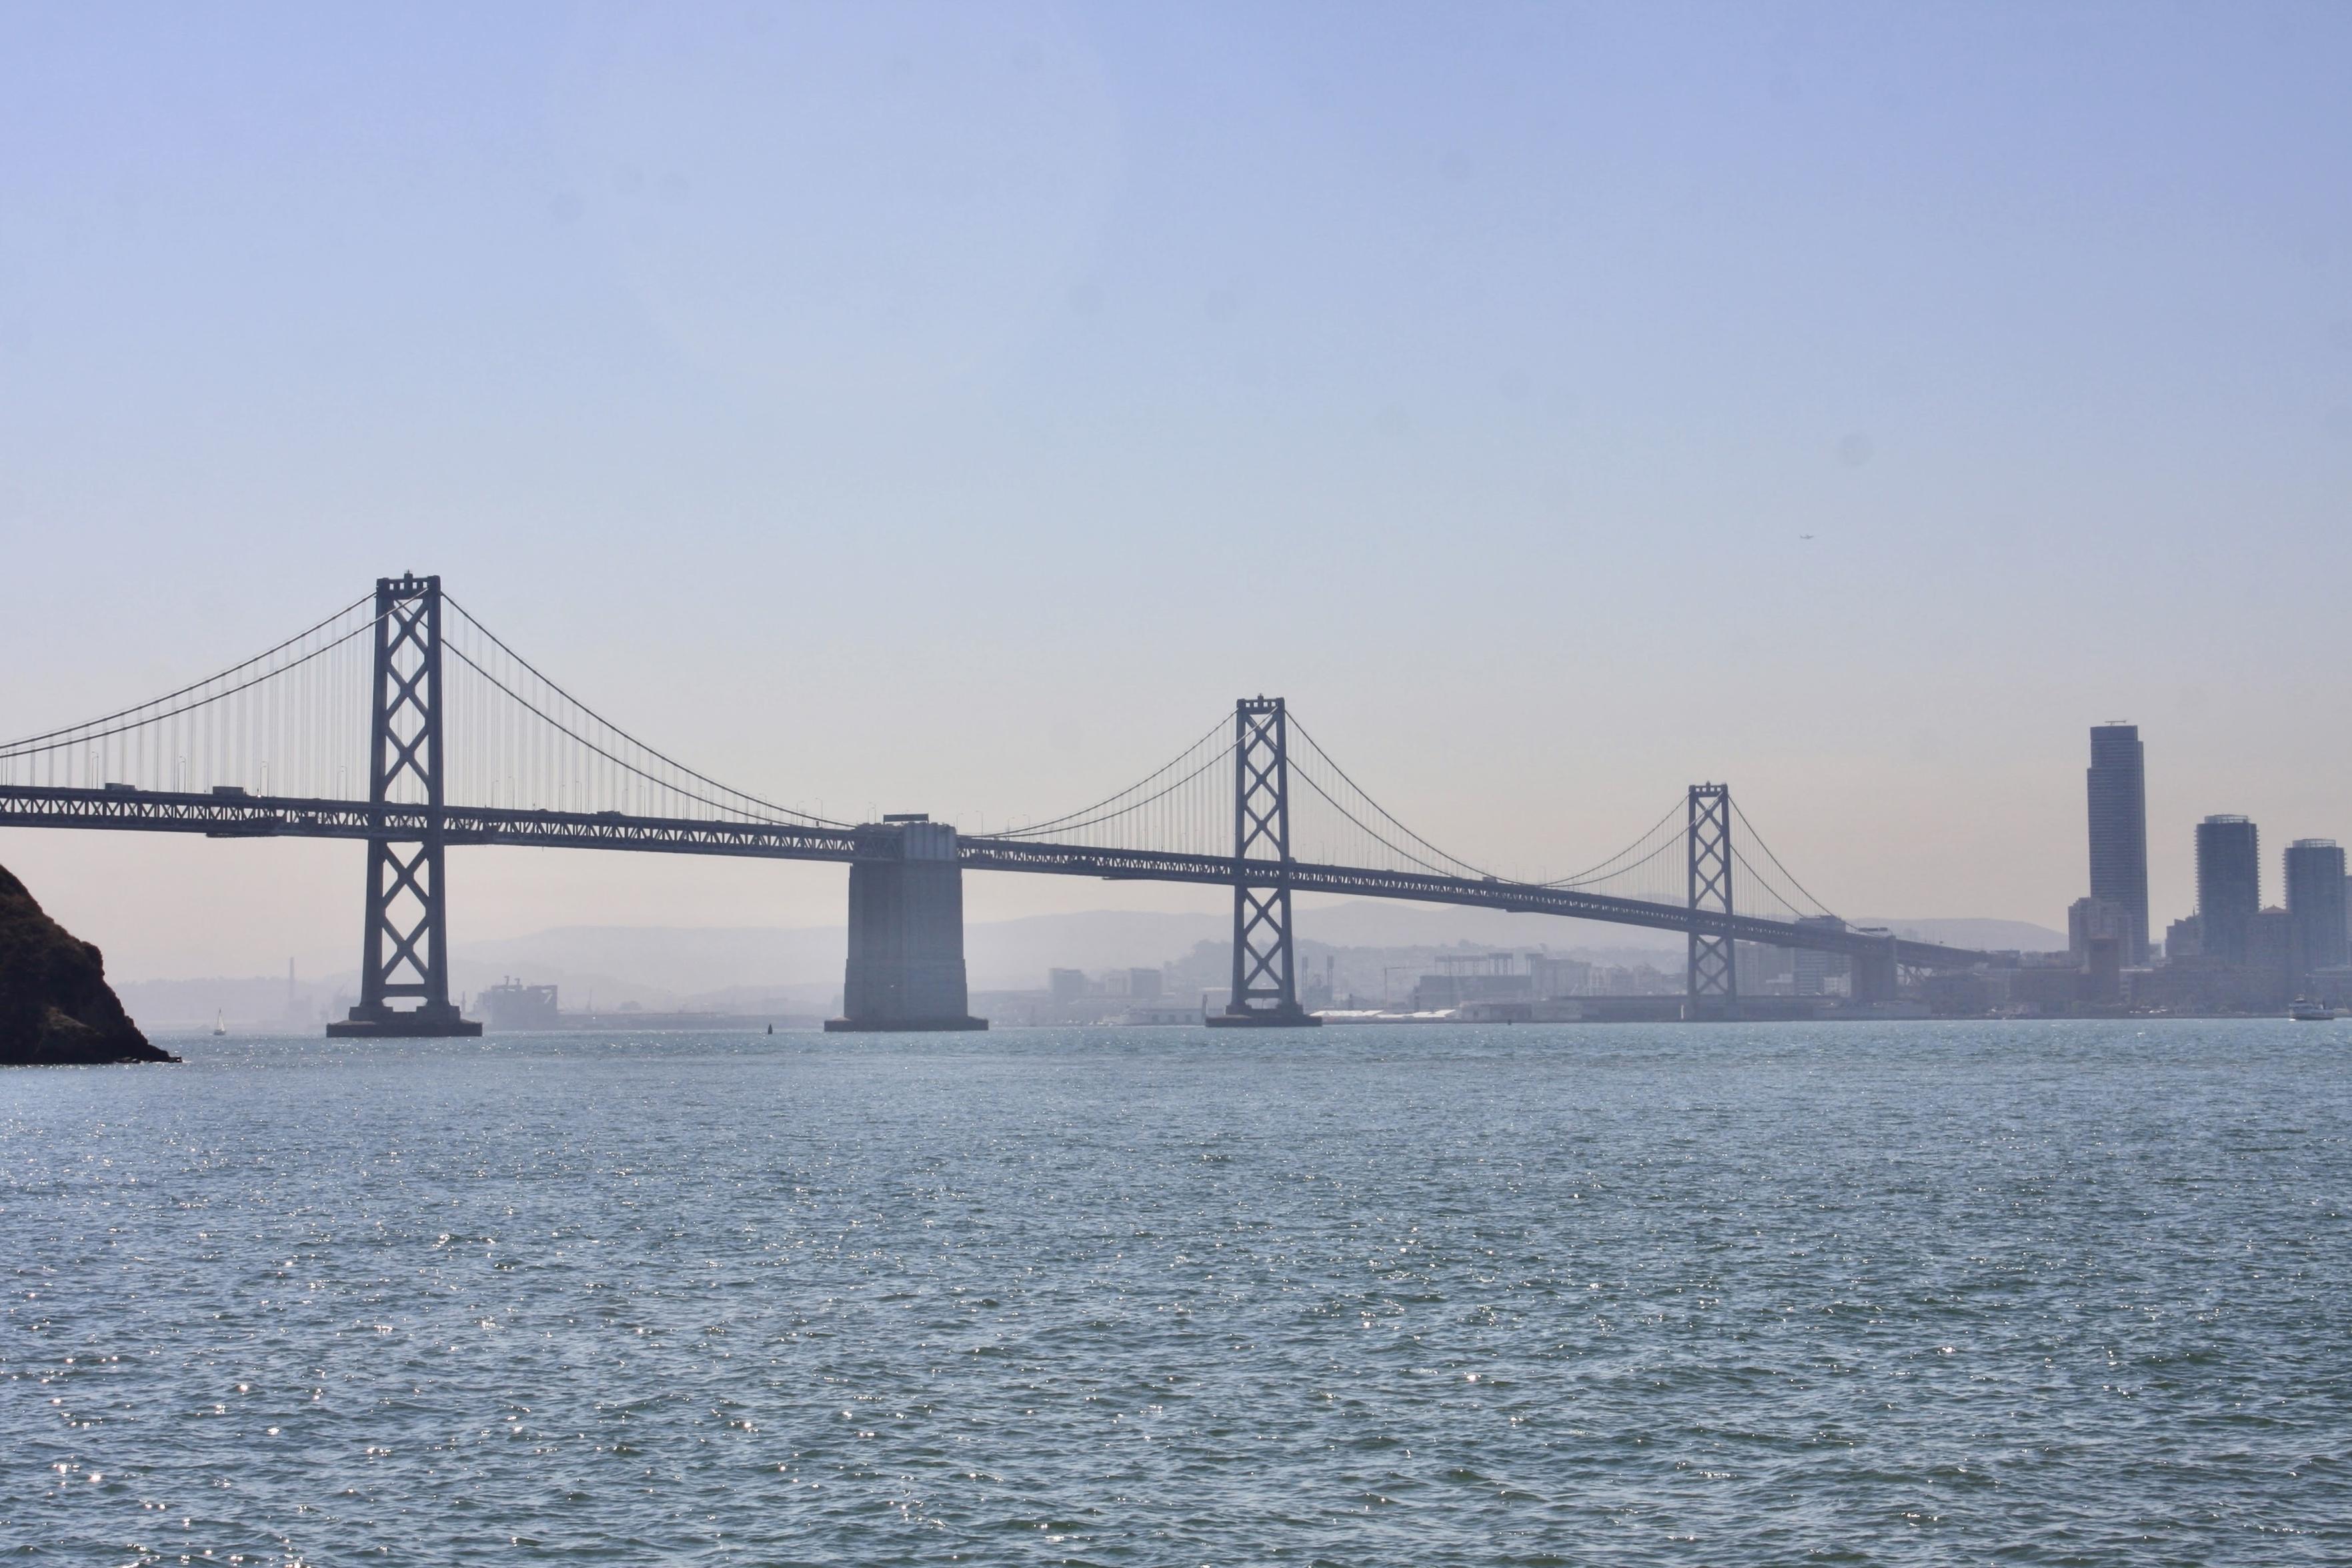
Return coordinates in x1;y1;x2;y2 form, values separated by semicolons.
1686;783;1738;1020
1207;696;1320;1027
327;574;480;1038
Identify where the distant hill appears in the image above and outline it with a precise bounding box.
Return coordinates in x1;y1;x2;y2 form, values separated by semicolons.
1293;899;1684;951
458;923;844;998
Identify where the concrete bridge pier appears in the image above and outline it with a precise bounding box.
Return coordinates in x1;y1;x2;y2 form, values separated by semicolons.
1851;936;1901;1007
824;816;986;1033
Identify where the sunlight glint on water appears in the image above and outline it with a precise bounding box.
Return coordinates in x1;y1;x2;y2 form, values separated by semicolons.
4;1021;2348;1564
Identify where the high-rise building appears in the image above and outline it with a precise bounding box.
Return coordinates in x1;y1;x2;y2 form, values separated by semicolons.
2164;915;2201;960
2285;839;2349;983
2195;815;2261;965
2247;908;2295;1007
2085;725;2151;963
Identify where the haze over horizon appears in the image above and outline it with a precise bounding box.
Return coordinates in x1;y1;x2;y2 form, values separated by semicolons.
6;2;2350;980
105;903;2074;1010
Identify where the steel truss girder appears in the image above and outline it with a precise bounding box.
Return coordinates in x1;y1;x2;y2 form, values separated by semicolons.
1686;783;1736;1004
0;790;1995;971
0;785;866;857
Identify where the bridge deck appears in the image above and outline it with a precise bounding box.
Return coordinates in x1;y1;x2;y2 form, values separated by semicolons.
0;783;1989;967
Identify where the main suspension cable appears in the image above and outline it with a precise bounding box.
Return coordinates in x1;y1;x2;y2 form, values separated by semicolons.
442;595;846;827
1730;799;1837;918
0;613;382;761
1286;717;1500;880
990;713;1232;839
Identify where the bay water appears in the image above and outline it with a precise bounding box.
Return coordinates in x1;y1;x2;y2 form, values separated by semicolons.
5;1021;2347;1563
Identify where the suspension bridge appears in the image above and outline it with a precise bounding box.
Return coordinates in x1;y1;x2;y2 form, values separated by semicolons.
0;575;1991;1033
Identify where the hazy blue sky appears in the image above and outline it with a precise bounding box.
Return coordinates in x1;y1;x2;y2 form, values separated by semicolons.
4;2;2350;977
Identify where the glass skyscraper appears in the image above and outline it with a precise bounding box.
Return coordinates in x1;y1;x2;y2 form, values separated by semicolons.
2085;724;2151;963
2285;839;2349;983
2195;815;2261;966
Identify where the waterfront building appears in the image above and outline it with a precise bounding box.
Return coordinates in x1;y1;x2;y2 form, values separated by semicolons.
2285;839;2350;985
2247;907;2295;1007
2086;724;2152;962
2067;898;2131;1002
1412;951;1538;1011
2163;915;2201;960
2195;815;2260;965
1736;942;1795;994
1792;914;1849;996
1530;955;1594;998
2309;964;2352;1008
481;977;560;1031
2067;897;2132;963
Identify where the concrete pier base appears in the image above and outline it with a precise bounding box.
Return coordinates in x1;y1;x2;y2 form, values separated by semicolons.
824;817;986;1033
326;1003;481;1038
1204;1003;1322;1028
822;1015;987;1033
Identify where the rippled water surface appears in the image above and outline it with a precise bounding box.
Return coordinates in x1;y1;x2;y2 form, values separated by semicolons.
5;1021;2349;1564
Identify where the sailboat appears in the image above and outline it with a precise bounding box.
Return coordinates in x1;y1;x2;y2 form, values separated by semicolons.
212;1010;227;1037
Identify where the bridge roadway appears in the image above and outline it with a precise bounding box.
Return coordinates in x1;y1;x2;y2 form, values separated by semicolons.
0;783;1991;969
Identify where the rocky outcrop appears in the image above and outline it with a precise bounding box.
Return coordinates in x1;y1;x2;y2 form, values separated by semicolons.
0;864;176;1065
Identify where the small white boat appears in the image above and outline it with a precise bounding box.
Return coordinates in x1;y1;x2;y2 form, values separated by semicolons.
2288;999;2335;1022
